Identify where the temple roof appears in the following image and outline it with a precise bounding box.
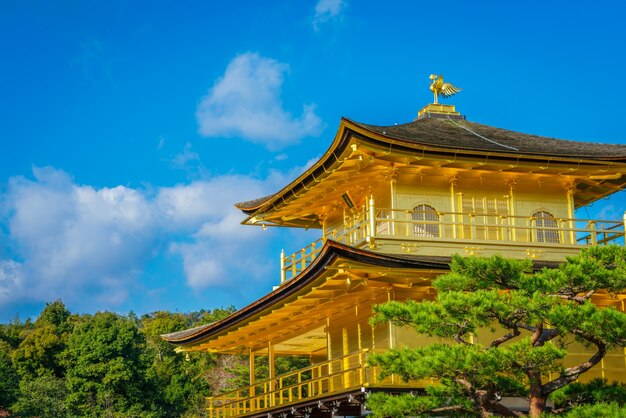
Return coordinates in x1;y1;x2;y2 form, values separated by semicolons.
355;118;626;159
161;240;454;345
235;117;626;212
162;240;558;347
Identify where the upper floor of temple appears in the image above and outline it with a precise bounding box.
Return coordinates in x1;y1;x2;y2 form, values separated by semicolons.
236;108;626;282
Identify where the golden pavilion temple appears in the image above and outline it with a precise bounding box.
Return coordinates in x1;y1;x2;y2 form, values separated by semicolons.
163;91;626;417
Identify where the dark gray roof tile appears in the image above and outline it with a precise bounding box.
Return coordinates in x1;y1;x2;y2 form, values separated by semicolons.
355;118;626;159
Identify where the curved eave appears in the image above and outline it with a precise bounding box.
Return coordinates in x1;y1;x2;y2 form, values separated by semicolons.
235;194;275;214
161;240;454;346
237;118;354;220
238;117;626;222
162;240;561;348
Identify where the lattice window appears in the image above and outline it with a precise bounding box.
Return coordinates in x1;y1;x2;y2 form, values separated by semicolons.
412;205;439;237
533;211;560;243
461;195;509;215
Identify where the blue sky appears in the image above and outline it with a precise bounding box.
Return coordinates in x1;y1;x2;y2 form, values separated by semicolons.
1;0;625;322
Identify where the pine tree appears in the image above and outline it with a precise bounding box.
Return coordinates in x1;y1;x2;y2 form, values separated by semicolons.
369;246;626;417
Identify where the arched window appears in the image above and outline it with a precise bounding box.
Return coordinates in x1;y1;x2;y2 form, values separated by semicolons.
413;205;439;237
533;211;560;243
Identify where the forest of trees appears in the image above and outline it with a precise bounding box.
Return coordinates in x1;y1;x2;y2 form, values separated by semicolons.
0;303;265;417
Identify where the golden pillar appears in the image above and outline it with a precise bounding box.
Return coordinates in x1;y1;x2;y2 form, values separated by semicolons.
249;348;255;397
565;180;577;245
448;174;458;238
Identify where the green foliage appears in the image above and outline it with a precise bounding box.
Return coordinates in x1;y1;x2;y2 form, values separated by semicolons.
142;310;210;416
0;304;246;417
12;324;67;379
0;315;31;349
0;342;20;408
11;375;67;417
370;247;626;417
64;311;157;417
11;301;73;380
436;254;533;292
367;390;477;417
550;378;626;409
371;339;562;394
558;402;626;417
537;245;626;297
36;300;73;333
197;306;237;325
142;311;191;362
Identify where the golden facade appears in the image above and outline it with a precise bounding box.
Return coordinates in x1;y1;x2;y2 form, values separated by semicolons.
163;102;626;417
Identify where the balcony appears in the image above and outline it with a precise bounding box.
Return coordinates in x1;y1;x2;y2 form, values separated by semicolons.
206;349;426;417
280;207;626;282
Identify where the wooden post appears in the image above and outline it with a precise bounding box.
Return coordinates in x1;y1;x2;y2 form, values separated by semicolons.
449;175;457;238
508;180;517;241
457;192;465;239
368;195;376;241
389;170;397;235
357;320;362;351
280;250;286;283
566;184;576;244
326;317;332;393
342;327;349;388
326;317;331;361
503;195;511;241
268;342;275;406
249;349;255;399
388;290;394;350
388;292;395;384
589;221;597;245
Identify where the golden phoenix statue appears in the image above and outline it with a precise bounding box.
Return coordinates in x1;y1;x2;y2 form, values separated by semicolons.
429;74;461;104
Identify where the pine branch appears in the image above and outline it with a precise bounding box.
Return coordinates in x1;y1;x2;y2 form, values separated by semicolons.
572;289;596;304
531;321;543;346
489;327;520;348
541;336;607;395
453;335;472;346
431;405;470;413
553;289;596;304
536;328;559;345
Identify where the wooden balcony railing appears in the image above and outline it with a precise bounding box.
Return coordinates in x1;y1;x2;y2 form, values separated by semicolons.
280;208;626;282
206;349;425;418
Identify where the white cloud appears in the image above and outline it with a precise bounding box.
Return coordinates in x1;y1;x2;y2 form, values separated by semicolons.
196;52;324;150
169;241;226;289
163;158;321;291
1;164;302;312
0;260;23;304
5;167;157;308
162;175;276;290
313;0;347;31
156;174;266;228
